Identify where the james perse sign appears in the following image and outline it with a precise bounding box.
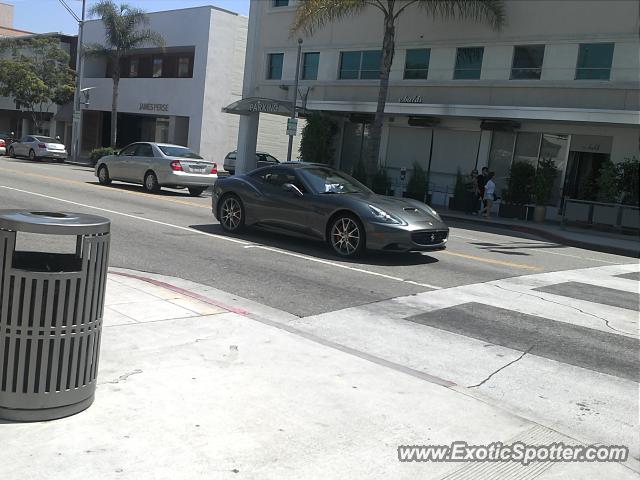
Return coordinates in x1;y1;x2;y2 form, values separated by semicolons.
139;103;169;112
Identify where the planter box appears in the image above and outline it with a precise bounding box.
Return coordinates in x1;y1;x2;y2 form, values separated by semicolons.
620;207;640;229
592;204;618;226
564;202;591;223
499;203;533;221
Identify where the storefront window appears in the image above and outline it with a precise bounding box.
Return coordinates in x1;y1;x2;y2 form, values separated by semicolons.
129;58;139;78
404;49;430;79
454;47;484;79
575;43;614;80
539;134;569;204
488;131;515;196
339;51;381;80
514;132;541;166
178;57;190;77
511;45;545;79
152;57;163;78
360;51;382;79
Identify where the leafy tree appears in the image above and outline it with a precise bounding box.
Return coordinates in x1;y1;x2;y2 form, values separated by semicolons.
503;161;535;205
370;167;391;195
0;37;75;133
86;1;164;147
352;157;368;184
533;157;558;205
292;0;505;177
299;112;337;163
595;161;619;203
617;157;639;205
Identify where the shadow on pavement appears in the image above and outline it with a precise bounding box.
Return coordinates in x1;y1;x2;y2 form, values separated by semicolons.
190;223;440;267
88;181;204;198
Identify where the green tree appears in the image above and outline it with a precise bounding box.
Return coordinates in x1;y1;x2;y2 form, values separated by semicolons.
299;112;338;163
595;161;619;203
292;0;505;177
0;37;75;133
85;1;164;147
503;161;535;205
405;161;427;201
533;157;558;205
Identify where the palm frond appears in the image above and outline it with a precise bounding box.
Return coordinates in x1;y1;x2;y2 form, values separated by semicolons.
414;0;506;30
292;0;369;36
83;43;114;60
126;30;165;50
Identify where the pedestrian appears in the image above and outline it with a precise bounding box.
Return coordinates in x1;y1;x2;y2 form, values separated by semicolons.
477;166;488;214
468;169;479;214
479;172;496;218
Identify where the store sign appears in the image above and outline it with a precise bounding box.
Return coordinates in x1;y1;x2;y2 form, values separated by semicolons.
398;95;423;104
570;135;613;154
139;103;169;112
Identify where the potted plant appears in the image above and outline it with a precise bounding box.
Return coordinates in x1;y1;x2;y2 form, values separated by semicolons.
404;161;427;202
533;157;558;222
370;167;391;195
499;161;535;220
449;168;476;212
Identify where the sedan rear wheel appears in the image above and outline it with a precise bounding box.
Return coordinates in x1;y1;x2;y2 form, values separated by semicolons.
144;171;160;193
219;195;244;233
8;147;15;158
188;187;205;197
329;215;364;258
29;149;36;161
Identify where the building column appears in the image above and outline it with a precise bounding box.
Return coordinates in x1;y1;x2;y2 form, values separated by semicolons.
236;113;259;174
20;118;30;138
476;130;493;169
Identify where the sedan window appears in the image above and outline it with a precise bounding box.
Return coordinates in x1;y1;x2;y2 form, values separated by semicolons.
158;145;202;159
34;136;61;144
120;144;138;156
136;144;154;157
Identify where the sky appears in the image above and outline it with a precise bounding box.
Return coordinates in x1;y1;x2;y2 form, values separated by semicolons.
7;0;250;35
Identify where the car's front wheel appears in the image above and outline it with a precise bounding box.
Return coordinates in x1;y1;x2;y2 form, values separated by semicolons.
97;165;112;185
144;171;160;193
188;187;205;197
219;195;245;233
328;214;365;258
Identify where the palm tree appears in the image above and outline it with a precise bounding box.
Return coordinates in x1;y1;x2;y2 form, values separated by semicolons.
85;1;164;148
292;0;506;180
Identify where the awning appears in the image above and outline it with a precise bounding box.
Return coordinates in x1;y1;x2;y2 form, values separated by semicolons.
222;97;293;116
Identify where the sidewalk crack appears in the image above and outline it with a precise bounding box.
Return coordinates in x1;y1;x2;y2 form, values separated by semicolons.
468;346;533;388
492;283;628;335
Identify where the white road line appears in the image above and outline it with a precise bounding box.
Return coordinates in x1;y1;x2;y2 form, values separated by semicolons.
0;185;443;291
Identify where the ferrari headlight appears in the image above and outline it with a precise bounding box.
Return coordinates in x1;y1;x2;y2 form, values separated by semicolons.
368;205;402;224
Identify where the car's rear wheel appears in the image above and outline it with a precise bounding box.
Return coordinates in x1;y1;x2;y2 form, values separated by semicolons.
8;147;15;158
28;149;36;161
328;214;365;258
188;187;205;197
219;195;244;233
98;165;112;185
144;171;160;193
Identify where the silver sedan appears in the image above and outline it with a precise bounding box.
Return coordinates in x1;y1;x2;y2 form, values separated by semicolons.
8;135;68;161
94;142;218;196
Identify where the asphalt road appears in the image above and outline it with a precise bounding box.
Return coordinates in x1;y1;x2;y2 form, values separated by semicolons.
0;157;630;318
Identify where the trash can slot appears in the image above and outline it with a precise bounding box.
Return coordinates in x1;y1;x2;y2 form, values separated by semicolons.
12;252;82;273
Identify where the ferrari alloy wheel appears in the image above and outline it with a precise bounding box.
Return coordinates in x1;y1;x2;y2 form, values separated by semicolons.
330;215;364;258
220;196;244;232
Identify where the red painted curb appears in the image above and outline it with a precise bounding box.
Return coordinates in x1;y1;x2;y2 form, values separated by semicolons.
109;271;250;316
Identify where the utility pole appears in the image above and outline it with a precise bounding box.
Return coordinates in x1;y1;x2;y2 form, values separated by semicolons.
286;38;303;162
67;0;86;163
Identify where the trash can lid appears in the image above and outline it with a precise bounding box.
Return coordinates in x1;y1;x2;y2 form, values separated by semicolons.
0;210;110;235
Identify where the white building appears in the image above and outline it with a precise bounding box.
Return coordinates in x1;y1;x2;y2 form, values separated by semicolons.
235;0;639;212
81;5;300;164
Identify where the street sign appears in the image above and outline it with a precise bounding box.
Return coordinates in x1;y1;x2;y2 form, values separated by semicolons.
286;118;298;136
72;112;81;121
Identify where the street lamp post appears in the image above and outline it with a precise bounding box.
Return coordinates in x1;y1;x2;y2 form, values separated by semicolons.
67;0;87;164
286;38;303;162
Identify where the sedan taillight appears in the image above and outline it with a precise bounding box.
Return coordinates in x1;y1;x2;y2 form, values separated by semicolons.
38;143;47;149
170;160;183;171
0;139;5;147
211;163;218;175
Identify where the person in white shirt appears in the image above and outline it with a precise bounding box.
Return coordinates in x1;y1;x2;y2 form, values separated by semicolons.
479;172;495;218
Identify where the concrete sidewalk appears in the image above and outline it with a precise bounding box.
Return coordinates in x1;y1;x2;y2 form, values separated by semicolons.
0;269;636;479
438;209;639;258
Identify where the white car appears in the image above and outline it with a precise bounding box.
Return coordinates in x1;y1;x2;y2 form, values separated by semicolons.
94;142;218;196
8;135;68;162
223;150;279;175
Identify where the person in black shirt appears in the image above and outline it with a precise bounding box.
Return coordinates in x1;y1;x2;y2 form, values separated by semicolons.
476;167;488;213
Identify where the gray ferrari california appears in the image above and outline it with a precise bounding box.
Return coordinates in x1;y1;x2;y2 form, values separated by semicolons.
211;162;449;258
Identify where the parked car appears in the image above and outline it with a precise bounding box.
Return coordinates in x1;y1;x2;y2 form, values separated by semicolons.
0;131;14;155
0;139;6;156
95;142;217;196
223;151;279;175
212;163;449;258
8;135;68;162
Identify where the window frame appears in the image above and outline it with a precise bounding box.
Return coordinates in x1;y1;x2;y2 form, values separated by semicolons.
575;42;615;80
302;51;320;80
510;44;545;80
273;0;289;6
404;48;430;80
152;56;163;78
453;47;484;80
339;50;382;80
267;52;284;80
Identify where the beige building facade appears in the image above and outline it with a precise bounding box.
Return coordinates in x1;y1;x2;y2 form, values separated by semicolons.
235;0;639;213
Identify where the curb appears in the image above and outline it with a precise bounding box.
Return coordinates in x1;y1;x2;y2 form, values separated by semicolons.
441;214;639;258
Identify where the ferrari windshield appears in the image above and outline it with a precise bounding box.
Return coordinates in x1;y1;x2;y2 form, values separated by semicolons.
299;167;371;194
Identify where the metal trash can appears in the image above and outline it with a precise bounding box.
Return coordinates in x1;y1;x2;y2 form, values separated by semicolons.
0;210;110;421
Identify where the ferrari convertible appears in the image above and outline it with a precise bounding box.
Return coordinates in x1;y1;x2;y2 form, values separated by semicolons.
211;162;449;258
